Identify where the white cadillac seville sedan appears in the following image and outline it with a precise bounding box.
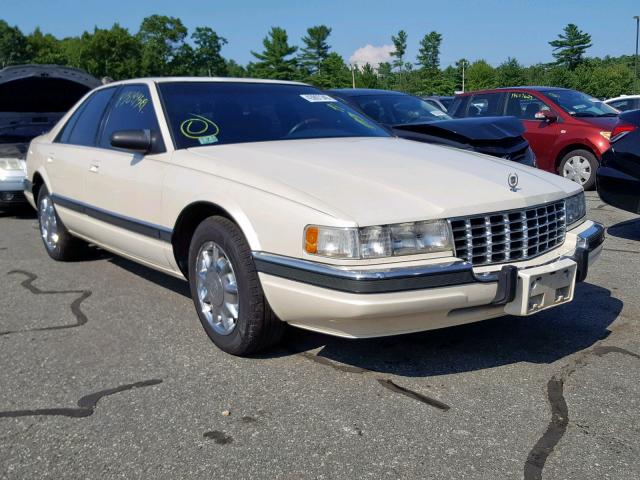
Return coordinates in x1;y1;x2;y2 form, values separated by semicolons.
24;78;605;355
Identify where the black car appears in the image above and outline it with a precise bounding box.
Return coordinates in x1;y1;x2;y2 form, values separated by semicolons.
0;64;100;209
596;109;640;214
329;89;535;166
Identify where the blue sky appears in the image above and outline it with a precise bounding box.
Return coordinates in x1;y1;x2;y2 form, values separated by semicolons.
5;0;640;67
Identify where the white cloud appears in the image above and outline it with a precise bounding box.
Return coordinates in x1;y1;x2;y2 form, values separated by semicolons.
349;44;394;68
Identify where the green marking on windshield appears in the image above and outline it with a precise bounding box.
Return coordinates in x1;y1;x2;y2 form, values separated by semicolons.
347;112;375;129
180;114;220;140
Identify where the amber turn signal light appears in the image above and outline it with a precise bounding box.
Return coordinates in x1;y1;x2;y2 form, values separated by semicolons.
304;226;319;254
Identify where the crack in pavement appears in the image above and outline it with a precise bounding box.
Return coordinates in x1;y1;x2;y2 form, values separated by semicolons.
0;380;162;419
377;379;450;411
288;347;450;411
0;270;92;336
523;345;640;480
603;248;640;255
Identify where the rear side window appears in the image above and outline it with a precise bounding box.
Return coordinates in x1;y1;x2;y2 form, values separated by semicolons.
64;88;116;147
467;93;504;117
99;85;164;153
505;92;550;120
449;96;468;117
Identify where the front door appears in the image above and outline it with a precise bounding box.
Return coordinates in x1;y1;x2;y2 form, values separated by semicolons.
504;91;564;173
82;84;171;268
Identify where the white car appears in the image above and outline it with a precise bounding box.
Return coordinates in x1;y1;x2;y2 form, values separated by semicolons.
604;95;640;112
24;78;605;355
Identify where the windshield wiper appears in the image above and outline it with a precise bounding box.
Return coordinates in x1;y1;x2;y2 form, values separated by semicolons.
571;112;597;117
596;113;618;117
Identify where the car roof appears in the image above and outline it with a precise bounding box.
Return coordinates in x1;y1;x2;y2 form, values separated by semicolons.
330;88;409;97
457;86;571;96
93;77;308;91
605;95;640;102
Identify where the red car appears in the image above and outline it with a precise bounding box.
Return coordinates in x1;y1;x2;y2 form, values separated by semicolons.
450;87;619;189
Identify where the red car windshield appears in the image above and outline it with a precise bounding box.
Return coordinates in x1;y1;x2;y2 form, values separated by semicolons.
543;90;618;118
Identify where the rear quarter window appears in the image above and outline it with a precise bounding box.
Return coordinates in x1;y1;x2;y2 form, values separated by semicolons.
60;88;116;147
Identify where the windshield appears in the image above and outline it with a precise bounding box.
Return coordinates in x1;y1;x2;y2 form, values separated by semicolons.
543;89;618;117
158;82;390;149
349;94;453;125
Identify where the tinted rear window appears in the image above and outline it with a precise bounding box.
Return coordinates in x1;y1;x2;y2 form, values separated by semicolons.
158;82;390;149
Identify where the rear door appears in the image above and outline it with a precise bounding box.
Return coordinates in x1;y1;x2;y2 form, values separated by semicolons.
48;87;116;232
82;84;171;267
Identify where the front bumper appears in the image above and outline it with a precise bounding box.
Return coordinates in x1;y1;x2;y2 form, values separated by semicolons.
0;170;28;205
596;166;640;214
256;221;604;338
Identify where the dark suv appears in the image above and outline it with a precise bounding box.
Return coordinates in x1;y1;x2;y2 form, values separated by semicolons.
450;87;619;189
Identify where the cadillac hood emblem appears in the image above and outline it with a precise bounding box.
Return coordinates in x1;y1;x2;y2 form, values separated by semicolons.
508;172;519;192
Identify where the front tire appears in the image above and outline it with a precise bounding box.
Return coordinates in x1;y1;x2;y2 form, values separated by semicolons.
37;186;87;261
188;216;285;356
558;149;598;190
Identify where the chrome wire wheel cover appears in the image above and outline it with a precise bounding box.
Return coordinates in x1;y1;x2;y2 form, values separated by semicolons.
562;155;591;185
39;195;59;251
195;241;239;336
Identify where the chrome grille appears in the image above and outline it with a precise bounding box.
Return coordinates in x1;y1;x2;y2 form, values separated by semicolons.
450;201;566;266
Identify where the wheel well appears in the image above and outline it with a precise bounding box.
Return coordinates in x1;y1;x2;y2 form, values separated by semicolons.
32;172;44;200
555;144;597;171
172;202;237;277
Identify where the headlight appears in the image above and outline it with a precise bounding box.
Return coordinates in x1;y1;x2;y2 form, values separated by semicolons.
565;193;586;226
0;158;25;171
304;220;453;259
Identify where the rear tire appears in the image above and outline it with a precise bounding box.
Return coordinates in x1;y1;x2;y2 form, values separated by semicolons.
188;216;285;356
37;186;87;261
558;149;598;190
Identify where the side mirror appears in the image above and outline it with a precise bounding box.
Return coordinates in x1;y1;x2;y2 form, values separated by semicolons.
534;110;557;123
111;129;152;153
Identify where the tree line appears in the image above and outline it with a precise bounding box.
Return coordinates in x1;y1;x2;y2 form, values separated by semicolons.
0;16;637;98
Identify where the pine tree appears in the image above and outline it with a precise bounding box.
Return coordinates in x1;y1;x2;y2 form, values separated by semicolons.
549;24;592;70
251;27;298;79
417;31;442;71
390;30;408;71
298;25;331;75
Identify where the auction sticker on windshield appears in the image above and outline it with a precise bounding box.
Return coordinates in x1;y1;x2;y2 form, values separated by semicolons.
300;94;337;103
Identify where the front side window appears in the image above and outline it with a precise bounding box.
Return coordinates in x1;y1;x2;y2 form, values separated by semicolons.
351;94;452;125
99;85;164;152
158;82;390;150
543;89;618;118
62;88;116;147
505;92;551;120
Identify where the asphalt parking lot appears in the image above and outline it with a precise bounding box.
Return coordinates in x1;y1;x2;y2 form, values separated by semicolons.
1;191;639;480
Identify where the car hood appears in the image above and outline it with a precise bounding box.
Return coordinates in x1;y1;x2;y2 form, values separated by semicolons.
0;64;100;142
187;137;581;225
391;115;525;142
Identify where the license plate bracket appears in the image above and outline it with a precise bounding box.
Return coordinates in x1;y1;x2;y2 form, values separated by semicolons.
505;258;577;316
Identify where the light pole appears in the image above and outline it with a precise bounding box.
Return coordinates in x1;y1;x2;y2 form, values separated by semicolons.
635;16;640;93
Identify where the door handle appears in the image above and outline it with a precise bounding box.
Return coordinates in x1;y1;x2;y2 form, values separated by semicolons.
46;156;55;163
89;163;100;173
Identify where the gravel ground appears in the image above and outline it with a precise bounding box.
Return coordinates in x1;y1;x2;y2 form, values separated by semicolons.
0;191;638;480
